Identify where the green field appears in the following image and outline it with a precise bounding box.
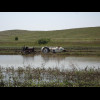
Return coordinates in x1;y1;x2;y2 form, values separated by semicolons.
0;27;100;47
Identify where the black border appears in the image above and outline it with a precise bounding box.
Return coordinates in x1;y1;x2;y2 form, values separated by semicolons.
0;1;100;12
0;87;99;98
0;1;99;97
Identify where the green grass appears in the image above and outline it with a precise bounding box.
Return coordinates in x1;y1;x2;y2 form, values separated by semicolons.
0;27;100;55
0;27;100;47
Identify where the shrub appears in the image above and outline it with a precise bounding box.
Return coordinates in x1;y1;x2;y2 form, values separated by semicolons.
38;38;50;44
15;37;18;41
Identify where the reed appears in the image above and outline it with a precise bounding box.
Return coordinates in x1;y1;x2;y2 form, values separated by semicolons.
0;65;100;87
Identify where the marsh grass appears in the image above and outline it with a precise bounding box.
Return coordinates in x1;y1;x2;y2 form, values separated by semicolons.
0;65;100;87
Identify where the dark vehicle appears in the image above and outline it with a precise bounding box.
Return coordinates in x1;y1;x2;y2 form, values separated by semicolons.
21;46;34;54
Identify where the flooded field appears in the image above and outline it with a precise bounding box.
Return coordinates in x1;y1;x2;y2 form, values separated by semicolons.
0;54;100;70
0;54;100;87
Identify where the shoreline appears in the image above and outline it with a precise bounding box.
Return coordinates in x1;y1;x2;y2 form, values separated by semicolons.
0;46;100;56
0;52;100;56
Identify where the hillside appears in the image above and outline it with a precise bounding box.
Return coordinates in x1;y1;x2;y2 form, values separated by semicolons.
0;27;100;47
0;27;100;41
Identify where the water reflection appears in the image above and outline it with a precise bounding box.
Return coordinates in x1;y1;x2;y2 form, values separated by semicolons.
0;54;100;69
41;54;66;65
21;54;66;68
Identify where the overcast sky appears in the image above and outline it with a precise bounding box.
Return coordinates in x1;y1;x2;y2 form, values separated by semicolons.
0;12;100;31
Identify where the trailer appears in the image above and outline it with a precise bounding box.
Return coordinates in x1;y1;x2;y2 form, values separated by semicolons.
41;46;66;53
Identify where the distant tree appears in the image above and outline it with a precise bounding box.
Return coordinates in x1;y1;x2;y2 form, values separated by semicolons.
15;37;18;41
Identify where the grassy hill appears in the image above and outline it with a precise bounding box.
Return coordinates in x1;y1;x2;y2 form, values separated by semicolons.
0;27;100;47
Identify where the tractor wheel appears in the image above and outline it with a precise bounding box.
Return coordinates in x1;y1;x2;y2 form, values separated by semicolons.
42;47;50;53
52;50;56;53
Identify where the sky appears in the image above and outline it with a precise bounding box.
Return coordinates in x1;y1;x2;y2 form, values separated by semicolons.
0;12;100;31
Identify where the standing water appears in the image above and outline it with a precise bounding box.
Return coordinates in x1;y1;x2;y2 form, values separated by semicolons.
0;54;100;70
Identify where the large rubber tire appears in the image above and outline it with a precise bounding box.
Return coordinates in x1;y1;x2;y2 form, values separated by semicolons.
52;50;55;53
42;47;50;53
